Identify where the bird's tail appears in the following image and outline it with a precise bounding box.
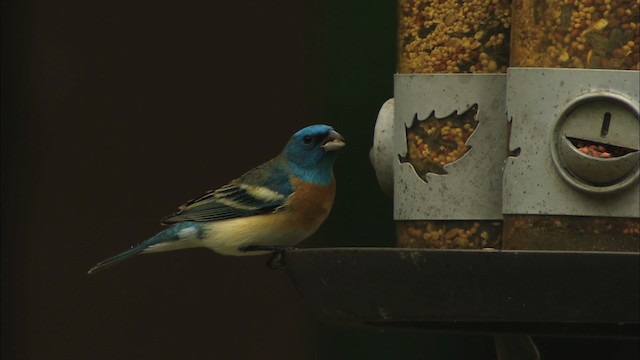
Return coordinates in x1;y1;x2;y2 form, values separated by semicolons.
88;222;202;275
87;243;147;275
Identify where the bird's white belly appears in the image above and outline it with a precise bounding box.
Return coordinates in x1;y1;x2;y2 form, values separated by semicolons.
200;212;317;255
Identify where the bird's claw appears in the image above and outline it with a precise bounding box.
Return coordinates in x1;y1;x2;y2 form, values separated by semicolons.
239;245;295;270
266;251;287;270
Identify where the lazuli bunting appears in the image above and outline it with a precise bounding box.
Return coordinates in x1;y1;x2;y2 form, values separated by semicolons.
88;124;345;274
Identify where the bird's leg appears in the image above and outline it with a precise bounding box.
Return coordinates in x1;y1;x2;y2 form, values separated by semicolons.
266;251;287;270
239;245;295;270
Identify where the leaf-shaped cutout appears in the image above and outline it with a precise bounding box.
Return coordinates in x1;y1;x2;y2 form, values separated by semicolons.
399;104;478;178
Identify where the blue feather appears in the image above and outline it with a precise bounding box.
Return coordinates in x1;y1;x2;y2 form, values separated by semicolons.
283;124;341;185
88;222;202;274
161;158;293;224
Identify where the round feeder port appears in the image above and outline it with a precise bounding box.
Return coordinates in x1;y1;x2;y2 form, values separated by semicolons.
558;136;639;185
551;92;639;193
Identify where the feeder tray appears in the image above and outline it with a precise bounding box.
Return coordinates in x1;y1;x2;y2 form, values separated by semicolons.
280;247;639;337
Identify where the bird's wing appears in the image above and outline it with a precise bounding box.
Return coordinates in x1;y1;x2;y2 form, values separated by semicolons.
161;158;294;224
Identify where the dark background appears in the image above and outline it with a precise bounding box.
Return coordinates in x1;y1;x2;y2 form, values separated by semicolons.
1;0;402;359
2;1;638;359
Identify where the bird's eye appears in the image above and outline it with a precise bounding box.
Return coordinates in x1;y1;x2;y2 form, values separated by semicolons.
302;135;313;144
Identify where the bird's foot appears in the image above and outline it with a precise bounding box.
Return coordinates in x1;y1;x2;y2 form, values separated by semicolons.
240;245;295;270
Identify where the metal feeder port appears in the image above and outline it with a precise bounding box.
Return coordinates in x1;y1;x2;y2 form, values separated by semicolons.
503;0;640;252
502;0;640;252
503;67;639;251
374;0;512;250
392;74;507;250
554;93;639;191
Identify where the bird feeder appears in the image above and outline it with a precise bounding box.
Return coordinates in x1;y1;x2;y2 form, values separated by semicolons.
384;0;512;250
502;0;640;251
280;1;640;356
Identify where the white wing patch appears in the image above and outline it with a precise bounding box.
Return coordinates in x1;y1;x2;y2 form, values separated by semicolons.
178;226;198;239
214;184;287;210
239;184;286;202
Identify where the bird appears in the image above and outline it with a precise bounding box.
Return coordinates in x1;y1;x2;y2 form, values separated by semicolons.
88;124;345;274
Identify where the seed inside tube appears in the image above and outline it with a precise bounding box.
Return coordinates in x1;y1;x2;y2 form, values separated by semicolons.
400;105;479;177
511;0;639;70
398;0;511;73
397;220;502;250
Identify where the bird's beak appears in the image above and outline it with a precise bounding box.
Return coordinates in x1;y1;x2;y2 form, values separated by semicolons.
321;130;346;152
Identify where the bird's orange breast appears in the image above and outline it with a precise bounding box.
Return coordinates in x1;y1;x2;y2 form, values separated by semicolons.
286;177;336;230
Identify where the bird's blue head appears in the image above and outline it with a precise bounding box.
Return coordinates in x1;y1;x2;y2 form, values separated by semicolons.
283;124;346;184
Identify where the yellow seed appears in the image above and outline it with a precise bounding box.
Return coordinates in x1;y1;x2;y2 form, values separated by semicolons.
592;19;609;30
558;51;570;62
456;236;469;247
445;228;459;240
